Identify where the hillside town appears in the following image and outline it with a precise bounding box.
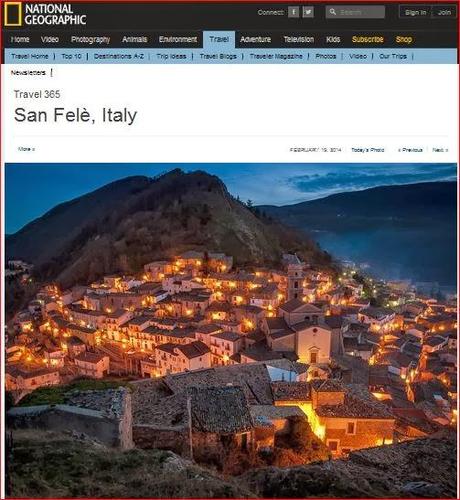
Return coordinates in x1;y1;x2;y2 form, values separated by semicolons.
5;250;457;462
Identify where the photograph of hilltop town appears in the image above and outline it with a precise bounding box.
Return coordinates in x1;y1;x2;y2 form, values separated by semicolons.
4;163;457;498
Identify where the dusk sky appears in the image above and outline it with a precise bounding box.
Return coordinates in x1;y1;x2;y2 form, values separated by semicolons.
6;163;457;234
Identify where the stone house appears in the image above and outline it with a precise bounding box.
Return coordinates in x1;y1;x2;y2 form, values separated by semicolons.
100;292;145;311
143;260;174;281
162;275;203;294
207;252;233;273
155;340;211;376
128;325;160;352
74;352;110;378
195;323;223;344
67;323;100;347
104;309;133;341
419;313;457;334
5;364;60;391
67;336;86;359
358;306;396;333
209;331;243;365
272;379;395;458
205;301;233;321
68;306;106;329
311;381;395;456
188;385;255;460
174;291;212;316
43;347;66;368
423;334;448;353
249;283;280;312
156;327;196;346
406;324;429;341
232;304;266;331
250;404;306;437
103;275;122;289
278;299;324;326
83;292;104;311
175;250;204;270
133;383;256;465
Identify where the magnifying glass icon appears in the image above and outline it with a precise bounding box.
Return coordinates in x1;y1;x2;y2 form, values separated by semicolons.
330;7;337;15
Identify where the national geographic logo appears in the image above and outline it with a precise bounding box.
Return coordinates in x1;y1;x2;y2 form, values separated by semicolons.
4;2;22;26
3;3;87;26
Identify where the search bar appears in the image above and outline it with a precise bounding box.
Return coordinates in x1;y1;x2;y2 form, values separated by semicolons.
326;5;386;18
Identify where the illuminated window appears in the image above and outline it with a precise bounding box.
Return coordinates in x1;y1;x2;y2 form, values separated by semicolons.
327;440;339;452
346;422;355;434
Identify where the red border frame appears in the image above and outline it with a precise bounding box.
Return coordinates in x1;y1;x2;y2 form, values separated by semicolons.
0;0;459;499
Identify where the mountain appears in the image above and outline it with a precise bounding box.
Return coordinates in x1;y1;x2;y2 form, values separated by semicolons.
6;169;332;288
259;181;457;286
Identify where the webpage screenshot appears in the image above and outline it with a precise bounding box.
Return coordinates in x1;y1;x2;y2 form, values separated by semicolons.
1;1;458;498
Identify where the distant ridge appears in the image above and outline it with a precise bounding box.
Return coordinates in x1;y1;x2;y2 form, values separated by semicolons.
259;181;457;285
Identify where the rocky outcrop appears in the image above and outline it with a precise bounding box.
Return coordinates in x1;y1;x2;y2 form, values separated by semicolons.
7;427;455;498
8;429;255;498
240;435;457;498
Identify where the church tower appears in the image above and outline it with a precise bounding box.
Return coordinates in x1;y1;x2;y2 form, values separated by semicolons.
287;256;304;301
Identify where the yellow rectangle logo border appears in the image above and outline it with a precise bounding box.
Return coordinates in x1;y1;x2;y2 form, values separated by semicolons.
4;2;22;27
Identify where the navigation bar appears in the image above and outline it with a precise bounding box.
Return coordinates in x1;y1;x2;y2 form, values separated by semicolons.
4;29;457;49
4;48;456;64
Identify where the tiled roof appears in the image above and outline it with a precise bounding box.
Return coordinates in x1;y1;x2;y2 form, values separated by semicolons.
242;344;292;362
178;341;210;359
157;341;210;359
196;323;222;335
105;309;129;319
166;328;196;340
67;336;85;346
250;404;305;421
164;363;274;405
271;381;310;401
324;315;347;329
271;329;295;340
279;299;321;313
75;352;107;364
245;330;266;342
315;384;394;419
189;386;254;433
265;358;309;375
359;306;395;319
6;363;59;379
211;331;242;342
332;354;370;385
425;335;447;347
68;323;97;334
127;315;151;326
233;304;265;315
290;320;326;332
207;301;233;312
265;317;289;331
311;379;345;393
393;408;440;435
